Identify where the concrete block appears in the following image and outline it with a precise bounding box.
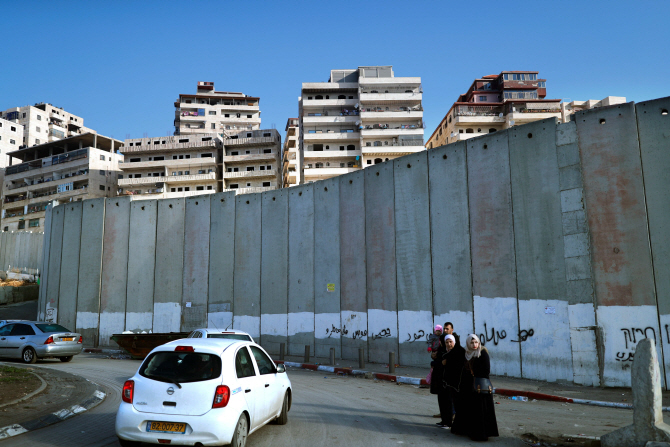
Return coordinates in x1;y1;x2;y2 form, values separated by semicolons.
339;170;367;360
314;177;341;359
364;162;398;364
260;189;288;354
576;102;657;308
508;120;566;303
562;210;589;235
153;198;185;333
99;196;131;346
394;152;432;366
566;279;595;305
287;184;315;355
126;200;157;333
0;231;7;271
560;188;584;213
46;204;65;324
428;142;474;338
559;164;583;190
569;302;600;386
208;192;236;331
564;232;590;259
37;206;53;321
565;256;591;281
557;142;581;169
233;193;262;339
58;202;83;332
76;198;105;347
556;121;578;147
181;195;210;331
474;296;521;378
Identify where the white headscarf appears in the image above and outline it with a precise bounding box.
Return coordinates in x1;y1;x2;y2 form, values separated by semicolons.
444;334;455;351
464;334;482;361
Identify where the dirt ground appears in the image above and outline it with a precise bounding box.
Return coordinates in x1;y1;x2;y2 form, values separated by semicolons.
0;366;41;406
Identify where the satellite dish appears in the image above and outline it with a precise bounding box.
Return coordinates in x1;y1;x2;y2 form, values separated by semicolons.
499;113;503;118
510;120;515;126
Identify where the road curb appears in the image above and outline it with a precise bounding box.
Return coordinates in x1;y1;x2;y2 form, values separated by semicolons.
276;360;670;411
0;383;106;440
0;370;47;409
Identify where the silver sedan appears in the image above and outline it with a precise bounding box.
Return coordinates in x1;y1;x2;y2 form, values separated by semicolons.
0;320;83;363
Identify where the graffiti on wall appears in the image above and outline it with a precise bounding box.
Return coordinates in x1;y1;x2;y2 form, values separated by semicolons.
616;327;657;364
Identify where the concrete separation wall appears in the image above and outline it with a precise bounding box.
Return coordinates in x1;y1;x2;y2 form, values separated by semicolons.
0;231;44;275
39;97;670;388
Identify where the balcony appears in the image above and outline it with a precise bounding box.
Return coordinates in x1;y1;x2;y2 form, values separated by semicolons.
222;186;275;194
304;150;361;159
302;115;359;124
5;169;90;194
302;98;358;108
120;158;217;170
5;148;89;178
118;173;216;186
359;92;422;103
222;153;277;163
223;136;279;147
360;126;423;138
361;146;424;156
303;132;359;141
360;110;423;121
121;140;218;154
129;189;217;200
304;167;359;178
221;169;277;180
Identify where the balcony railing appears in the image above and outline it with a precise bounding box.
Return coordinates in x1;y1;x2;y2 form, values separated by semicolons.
6;169;89;191
364;139;424;147
121;140;217;153
362;123;424;130
222;186;275;194
360;87;422;94
223;136;279;147
361;105;423;112
118;173;216;186
6;148;89;176
222;169;277;179
305;109;359;116
454;105;503;117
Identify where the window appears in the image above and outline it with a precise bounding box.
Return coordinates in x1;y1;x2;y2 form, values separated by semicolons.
207;185;213;190
479;96;487;101
196;186;204;191
99;185;105;191
260;166;265;170
209;111;216;115
198;170;205;174
35;139;40;144
18;221;25;230
466;128;473;134
3;227;7;232
313;144;323;151
184;187;190;192
246;183;251;187
36;126;41;132
263;133;271;137
489;128;497;133
236;113;241;118
130;158;140;162
118;174;123;179
230;151;238;156
10;126;16;131
266;165;271;170
173;155;178;160
224;114;230;118
247;115;252;118
171;188;176;192
178;188;183;192
263;149;271;154
235;348;256;378
185;154;190;159
250;346;275;375
201;153;213;157
367;160;372;165
154;156;164;161
179;138;188;143
246;167;255;171
99;170;105;175
230;184;238;189
211;123;216;129
37;115;42;121
10;324;35;336
184;171;190;175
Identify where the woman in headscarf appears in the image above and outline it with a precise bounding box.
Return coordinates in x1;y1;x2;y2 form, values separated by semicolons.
429;330;448;426
451;334;499;441
437;333;465;428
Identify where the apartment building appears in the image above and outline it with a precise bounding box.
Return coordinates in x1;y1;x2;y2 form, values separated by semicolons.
427;71;561;148
1;133;123;231
560;96;626;122
221;129;281;194
281;118;300;187
300;66;424;183
1;103;93;149
119;134;220;199
0;117;24;168
174;82;261;137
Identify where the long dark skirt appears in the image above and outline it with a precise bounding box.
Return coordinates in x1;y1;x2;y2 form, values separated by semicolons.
451;390;499;440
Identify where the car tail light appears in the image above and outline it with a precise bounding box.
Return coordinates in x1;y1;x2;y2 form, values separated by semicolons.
175;346;194;352
212;385;230;408
77;336;83;344
44;336;54;345
122;380;134;403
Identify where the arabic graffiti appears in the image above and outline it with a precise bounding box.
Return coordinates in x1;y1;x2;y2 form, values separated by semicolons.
352;329;368;340
616;327;657;367
478;323;507;346
511;328;535;343
325;324;349;338
405;329;426;343
615;352;634;362
371;328;392;340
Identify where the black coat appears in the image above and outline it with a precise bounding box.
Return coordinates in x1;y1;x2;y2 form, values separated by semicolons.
451;349;499;440
442;344;465;391
429;344;447;395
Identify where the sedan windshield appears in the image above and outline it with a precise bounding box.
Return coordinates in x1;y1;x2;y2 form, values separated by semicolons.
35;323;72;333
207;334;251;341
140;352;222;383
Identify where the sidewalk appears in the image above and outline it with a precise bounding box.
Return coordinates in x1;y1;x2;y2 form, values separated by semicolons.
274;354;670;410
0;362;105;440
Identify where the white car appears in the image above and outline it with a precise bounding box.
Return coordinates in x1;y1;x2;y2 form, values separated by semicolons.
115;339;291;447
187;328;254;343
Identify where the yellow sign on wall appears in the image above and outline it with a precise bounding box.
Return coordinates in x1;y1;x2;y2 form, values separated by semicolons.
327;283;335;292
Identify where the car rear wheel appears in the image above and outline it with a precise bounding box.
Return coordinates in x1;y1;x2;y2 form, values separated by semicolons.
275;391;289;425
230;413;248;447
117;438;141;447
59;356;73;362
22;347;37;364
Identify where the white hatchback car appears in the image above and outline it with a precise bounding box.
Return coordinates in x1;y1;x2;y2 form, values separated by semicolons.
115;339;291;447
187;328;254;343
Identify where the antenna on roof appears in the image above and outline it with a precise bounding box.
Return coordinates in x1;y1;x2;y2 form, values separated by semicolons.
208;315;221;331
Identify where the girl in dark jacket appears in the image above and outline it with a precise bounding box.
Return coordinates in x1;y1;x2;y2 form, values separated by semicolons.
429;333;449;426
438;334;465;428
451;334;499;441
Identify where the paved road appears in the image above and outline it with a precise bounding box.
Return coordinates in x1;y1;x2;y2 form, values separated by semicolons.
0;356;656;447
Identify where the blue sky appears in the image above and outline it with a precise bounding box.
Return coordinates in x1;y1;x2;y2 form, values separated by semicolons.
1;1;668;142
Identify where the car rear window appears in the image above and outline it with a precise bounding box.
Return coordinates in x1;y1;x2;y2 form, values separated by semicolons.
140;352;222;383
35;323;71;333
207;333;251;341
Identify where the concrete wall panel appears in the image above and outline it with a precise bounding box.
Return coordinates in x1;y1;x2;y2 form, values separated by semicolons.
394;152;432;366
314;177;341;358
365;162;398;363
468;131;521;377
288;184;315;355
37;206;53;321
339;170;368;359
46;205;65;324
181;195;210;331
428;142;474;338
577;103;661;386
261;189;288;354
99;197;131;346
208;192;236;330
126;200;157;333
58;202;83;332
233;193;262;338
636;97;670;387
153;198;185;333
76;198;105;346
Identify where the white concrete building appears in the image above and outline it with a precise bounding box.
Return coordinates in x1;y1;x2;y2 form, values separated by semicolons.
174;82;261;137
222;129;282;194
300;66;424;183
1;103;93;149
561;96;627;122
281;118;300;188
0;117;24;168
119;134;220;199
2;133;123;232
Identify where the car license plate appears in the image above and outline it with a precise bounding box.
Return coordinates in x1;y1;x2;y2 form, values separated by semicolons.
146;421;186;434
61;337;74;341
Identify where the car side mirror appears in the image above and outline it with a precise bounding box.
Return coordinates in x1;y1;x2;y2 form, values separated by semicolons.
276;363;286;373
